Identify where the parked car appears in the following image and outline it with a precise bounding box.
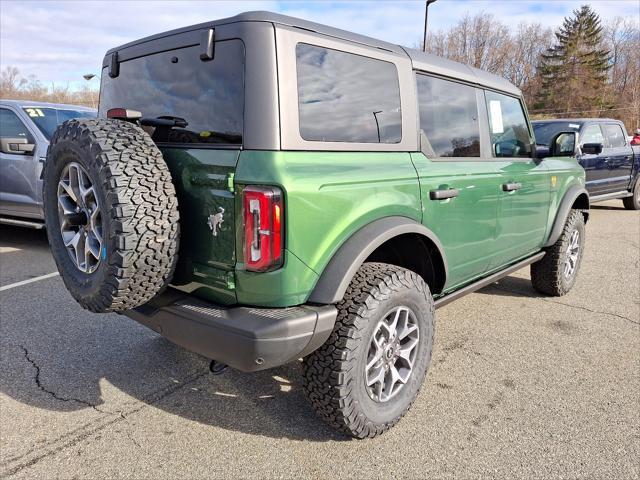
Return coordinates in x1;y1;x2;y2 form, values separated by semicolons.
43;12;589;438
0;100;96;227
533;118;640;210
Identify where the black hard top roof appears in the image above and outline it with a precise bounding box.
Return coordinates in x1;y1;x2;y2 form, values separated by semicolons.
105;11;520;96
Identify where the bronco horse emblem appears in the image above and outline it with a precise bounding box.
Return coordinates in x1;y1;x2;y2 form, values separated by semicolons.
207;207;225;237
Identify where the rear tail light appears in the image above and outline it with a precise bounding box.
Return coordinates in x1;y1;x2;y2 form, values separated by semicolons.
242;186;284;272
106;108;142;120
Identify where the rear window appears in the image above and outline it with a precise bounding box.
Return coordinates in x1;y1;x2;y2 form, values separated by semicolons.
296;43;401;143
99;40;244;145
22;107;95;140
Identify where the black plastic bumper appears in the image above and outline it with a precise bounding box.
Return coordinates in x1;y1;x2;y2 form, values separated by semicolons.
124;290;337;372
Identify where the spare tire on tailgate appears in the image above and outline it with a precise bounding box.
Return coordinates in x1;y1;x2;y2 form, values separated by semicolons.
43;118;180;313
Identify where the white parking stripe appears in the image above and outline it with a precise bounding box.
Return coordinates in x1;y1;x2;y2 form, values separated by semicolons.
0;247;20;253
0;272;59;292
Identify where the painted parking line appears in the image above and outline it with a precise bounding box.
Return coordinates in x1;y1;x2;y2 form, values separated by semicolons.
0;247;21;253
0;272;59;292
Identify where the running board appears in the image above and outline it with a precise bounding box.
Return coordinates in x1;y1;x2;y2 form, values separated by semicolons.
590;190;632;202
434;251;546;309
0;217;46;229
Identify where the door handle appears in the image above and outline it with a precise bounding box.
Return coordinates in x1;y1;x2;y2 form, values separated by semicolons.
429;188;459;200
502;182;522;192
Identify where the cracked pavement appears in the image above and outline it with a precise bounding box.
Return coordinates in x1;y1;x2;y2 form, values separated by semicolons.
1;199;638;479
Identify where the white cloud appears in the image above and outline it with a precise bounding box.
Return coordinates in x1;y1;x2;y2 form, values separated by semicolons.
0;0;637;89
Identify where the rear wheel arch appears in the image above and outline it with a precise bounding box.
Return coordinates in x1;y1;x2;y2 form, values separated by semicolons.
308;217;448;304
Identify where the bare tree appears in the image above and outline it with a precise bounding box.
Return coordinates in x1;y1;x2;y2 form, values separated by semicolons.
0;66;98;108
419;11;639;132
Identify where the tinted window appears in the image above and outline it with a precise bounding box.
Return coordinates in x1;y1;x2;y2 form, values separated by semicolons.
0;109;33;141
581;124;605;145
533;121;581;146
100;40;244;145
416;74;480;157
22;107;95;140
296;44;401;143
485;91;531;158
602;124;626;148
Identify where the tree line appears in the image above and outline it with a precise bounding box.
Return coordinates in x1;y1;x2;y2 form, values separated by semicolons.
1;5;638;130
422;4;639;131
0;66;99;109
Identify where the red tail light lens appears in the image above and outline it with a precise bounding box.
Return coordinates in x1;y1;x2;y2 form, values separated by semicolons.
106;108;142;120
243;186;284;272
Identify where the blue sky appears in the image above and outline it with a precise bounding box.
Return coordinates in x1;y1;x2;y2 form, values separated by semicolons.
1;0;638;90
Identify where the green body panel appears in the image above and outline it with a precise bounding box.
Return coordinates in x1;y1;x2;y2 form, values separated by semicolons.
233;150;422;306
159;146;583;308
540;156;587;235
490;159;551;269
410;153;501;287
160;148;239;304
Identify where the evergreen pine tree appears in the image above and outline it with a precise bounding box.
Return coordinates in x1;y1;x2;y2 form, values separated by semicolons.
537;5;610;114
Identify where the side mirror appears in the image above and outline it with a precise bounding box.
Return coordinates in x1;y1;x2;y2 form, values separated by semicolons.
0;137;35;155
581;143;603;155
535;144;550;159
548;131;577;157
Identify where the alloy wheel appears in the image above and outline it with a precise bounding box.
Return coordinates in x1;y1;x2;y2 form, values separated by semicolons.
57;162;103;273
365;306;420;403
563;229;580;279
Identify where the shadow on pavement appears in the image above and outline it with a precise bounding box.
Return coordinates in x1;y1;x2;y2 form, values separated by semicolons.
0;225;49;250
0;227;343;441
590;204;626;211
476;275;540;298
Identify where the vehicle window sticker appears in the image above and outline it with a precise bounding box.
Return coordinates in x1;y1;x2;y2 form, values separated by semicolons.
25;108;45;117
489;100;504;134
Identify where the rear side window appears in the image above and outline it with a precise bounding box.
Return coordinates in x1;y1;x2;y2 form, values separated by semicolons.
296;43;401;143
416;74;480;157
581;124;605;145
602;124;626;148
99;40;244;145
485;91;532;158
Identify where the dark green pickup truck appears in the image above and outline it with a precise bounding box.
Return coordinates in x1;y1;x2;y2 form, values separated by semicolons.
43;12;589;438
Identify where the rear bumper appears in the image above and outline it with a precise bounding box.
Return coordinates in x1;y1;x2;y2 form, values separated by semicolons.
124;290;337;372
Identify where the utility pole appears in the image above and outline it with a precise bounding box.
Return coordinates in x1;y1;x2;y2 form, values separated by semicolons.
423;0;438;52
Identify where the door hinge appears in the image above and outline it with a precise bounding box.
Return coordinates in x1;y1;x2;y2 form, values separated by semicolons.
227;172;235;193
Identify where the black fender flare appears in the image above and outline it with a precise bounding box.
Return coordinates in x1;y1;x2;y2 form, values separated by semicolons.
308;216;448;304
544;185;589;247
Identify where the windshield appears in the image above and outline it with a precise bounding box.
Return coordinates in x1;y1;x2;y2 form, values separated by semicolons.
532;121;581;146
22;107;96;140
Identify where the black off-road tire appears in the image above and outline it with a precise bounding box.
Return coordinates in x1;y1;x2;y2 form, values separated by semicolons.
622;177;640;210
43;118;180;313
531;209;585;296
302;263;435;438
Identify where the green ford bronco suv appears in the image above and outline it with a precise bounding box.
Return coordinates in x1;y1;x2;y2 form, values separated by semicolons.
43;12;589;438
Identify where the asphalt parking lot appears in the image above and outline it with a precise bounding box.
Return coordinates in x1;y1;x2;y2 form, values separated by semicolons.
0;200;638;479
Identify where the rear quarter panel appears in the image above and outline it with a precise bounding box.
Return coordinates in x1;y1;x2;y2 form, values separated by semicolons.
234;150;421;306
